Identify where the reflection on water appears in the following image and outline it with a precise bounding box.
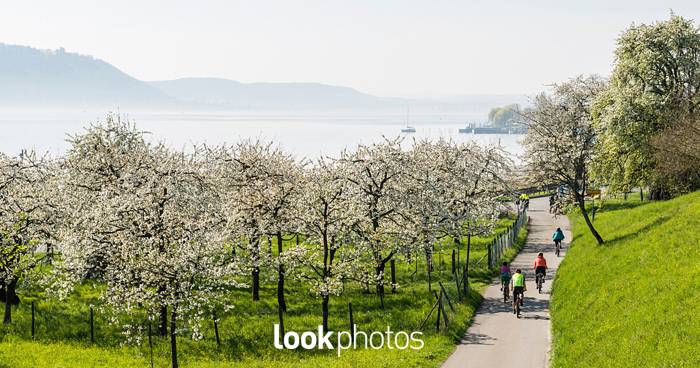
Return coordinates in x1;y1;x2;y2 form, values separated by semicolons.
0;109;524;159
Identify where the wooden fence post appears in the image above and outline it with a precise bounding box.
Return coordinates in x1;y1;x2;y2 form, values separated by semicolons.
453;272;462;300
418;294;441;331
488;242;493;269
438;282;455;312
390;259;397;293
148;320;154;368
440;292;449;327
435;296;441;332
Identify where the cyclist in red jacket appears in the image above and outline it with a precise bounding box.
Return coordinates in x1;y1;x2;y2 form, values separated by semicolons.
533;253;547;283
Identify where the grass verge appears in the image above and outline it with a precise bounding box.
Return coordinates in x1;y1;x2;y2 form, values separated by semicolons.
551;191;700;367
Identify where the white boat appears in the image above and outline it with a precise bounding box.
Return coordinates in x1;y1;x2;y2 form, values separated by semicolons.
400;108;416;133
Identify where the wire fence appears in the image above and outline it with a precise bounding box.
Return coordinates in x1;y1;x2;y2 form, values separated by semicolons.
487;208;528;269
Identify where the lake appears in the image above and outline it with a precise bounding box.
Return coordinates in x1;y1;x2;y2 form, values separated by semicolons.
0;108;525;159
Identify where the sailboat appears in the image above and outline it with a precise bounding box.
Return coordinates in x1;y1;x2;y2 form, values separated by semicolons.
401;108;416;133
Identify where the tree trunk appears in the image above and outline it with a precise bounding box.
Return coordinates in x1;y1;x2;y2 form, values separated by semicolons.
453;234;461;276
252;267;260;301
321;295;329;332
276;233;286;312
425;243;433;293
46;242;54;264
462;232;471;296
170;307;178;368
375;263;385;308
3;279;14;324
577;196;604;245
159;305;168;336
251;236;261;301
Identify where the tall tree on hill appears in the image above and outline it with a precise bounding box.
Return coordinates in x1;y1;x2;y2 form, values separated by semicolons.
523;75;606;245
593;14;700;198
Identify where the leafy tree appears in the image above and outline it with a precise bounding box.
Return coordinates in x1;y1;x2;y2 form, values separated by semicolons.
58;118;244;368
0;151;57;324
593;14;700;197
291;158;360;331
441;143;510;295
652;113;700;193
209;140;305;314
488;104;524;128
523;75;605;244
339;138;407;308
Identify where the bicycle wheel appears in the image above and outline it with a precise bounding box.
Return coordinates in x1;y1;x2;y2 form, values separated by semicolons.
537;275;542;293
503;286;509;303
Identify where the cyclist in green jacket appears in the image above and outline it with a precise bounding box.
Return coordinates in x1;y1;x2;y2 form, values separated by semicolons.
510;269;526;314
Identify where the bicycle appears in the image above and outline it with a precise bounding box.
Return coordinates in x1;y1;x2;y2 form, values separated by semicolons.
502;279;510;303
536;272;544;294
555;240;561;257
512;289;523;317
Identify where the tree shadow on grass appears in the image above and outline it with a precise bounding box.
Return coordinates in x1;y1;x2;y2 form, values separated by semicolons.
598;200;651;213
604;215;671;247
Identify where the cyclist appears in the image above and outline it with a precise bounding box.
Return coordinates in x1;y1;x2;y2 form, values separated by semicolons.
519;193;530;211
552;227;565;250
549;194;556;213
534;252;547;285
510;269;526;314
500;262;511;291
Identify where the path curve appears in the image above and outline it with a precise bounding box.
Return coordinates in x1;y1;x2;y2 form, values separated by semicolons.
442;196;570;368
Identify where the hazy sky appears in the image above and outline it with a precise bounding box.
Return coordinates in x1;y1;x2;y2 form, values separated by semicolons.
2;0;699;97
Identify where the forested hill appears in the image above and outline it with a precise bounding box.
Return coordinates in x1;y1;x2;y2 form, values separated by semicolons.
148;78;390;109
0;43;172;106
0;43;389;109
0;43;526;111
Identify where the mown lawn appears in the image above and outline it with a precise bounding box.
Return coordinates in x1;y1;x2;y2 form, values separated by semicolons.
0;217;527;367
551;191;700;367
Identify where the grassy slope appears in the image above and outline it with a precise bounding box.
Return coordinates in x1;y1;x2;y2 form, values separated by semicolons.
0;218;527;368
551;191;700;367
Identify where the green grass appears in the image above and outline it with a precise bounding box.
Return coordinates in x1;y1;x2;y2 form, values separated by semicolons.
0;217;528;367
551;191;700;367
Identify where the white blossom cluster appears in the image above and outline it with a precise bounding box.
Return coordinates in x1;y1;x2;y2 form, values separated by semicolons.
1;115;512;343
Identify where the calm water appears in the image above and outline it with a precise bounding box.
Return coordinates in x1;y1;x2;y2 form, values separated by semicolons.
0;109;524;159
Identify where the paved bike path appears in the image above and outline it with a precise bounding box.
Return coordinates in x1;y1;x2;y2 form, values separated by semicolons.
442;196;570;368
